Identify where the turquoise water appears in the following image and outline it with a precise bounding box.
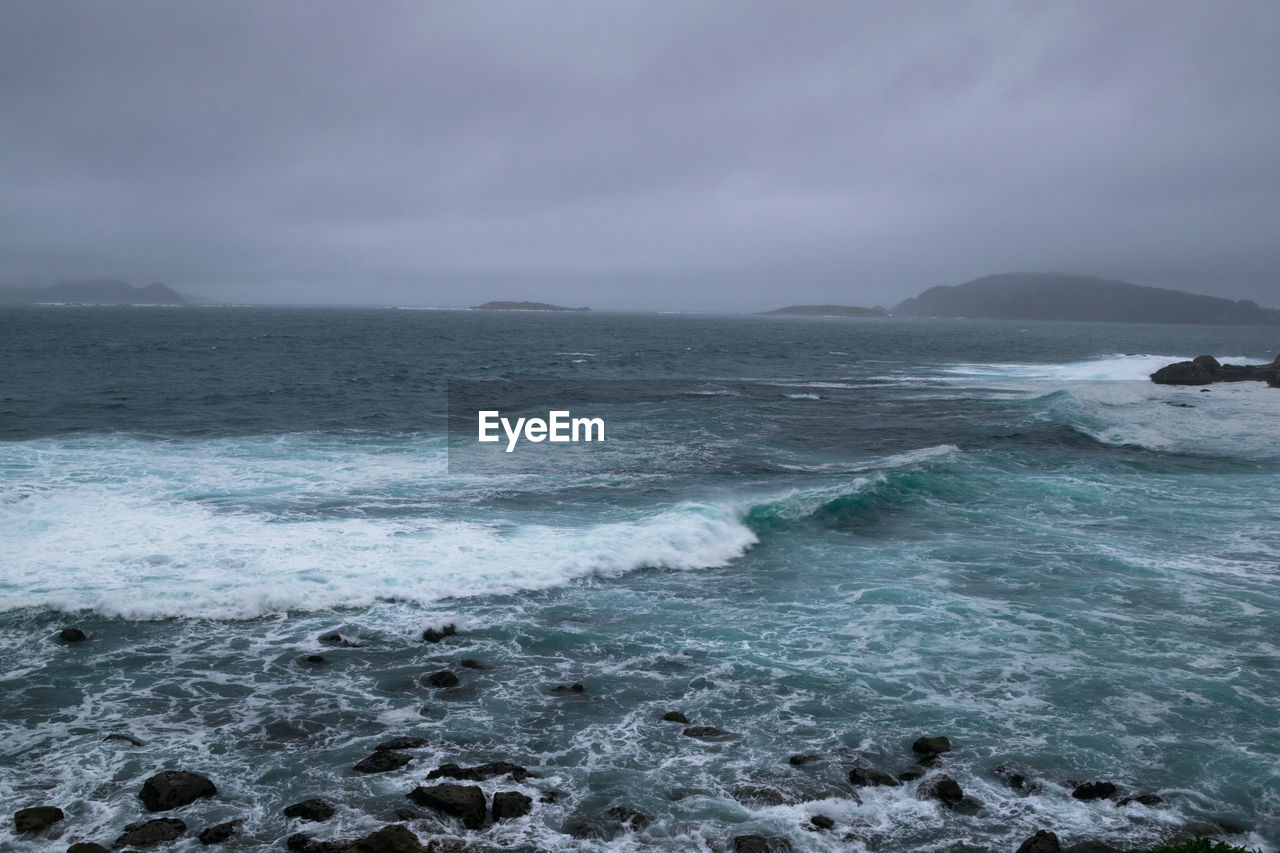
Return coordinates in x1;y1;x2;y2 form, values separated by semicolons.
1;308;1277;851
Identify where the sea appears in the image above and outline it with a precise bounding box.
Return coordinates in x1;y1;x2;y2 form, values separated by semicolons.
1;306;1277;852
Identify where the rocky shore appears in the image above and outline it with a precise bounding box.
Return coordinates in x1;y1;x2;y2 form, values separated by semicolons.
1150;355;1280;386
11;625;1261;853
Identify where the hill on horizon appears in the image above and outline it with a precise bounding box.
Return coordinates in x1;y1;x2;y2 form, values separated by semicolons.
0;279;186;305
758;304;888;318
892;273;1280;325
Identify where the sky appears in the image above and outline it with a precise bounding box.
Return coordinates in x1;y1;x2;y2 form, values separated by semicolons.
1;1;1278;311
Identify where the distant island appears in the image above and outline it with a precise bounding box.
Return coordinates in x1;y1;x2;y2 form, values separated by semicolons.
758;304;887;318
471;301;589;312
0;279;186;305
892;273;1280;325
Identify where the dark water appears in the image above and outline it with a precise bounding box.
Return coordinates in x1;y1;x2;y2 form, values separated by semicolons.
2;307;1277;851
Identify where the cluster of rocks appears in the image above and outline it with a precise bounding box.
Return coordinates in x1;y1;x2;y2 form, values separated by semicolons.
1151;354;1280;386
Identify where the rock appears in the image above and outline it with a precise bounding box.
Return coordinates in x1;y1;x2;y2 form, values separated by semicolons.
921;774;964;808
421;624;457;643
1152;354;1280;387
565;806;650;839
810;815;835;830
897;769;924;782
319;632;358;647
1117;793;1163;807
993;764;1041;792
682;726;738;740
788;754;819;766
58;628;87;642
284;799;335;821
343;824;426;853
354;751;413;774
197;818;243;845
1015;830;1061;853
427;761;535;782
115;817;186;847
848;767;899;787
552;682;585;694
491;791;532;821
1061;843;1124;853
732;784;787;806
14;806;64;832
661;711;689;724
912;736;951;760
138;770;217;811
104;733;145;746
605;806;649;831
376;737;428;751
406;784;486;829
458;659;487;669
422;670;459;688
301;654;328;666
67;844;112;853
1071;781;1117;801
733;834;793;852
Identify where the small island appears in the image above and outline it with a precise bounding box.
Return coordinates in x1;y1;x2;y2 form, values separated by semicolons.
471;301;589;312
1151;354;1280;386
757;304;887;318
0;279;186;305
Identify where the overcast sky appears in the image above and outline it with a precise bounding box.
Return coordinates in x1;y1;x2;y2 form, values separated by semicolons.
1;1;1277;310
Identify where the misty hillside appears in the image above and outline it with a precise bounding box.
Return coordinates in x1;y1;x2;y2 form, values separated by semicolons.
471;301;589;311
758;304;888;318
0;280;186;305
893;273;1280;325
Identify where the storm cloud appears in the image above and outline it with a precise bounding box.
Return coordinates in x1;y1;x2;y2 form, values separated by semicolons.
1;1;1277;309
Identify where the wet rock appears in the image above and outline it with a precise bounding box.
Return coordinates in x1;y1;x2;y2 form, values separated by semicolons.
810;815;835;830
406;784;486;829
343;824;426;853
848;767;899;787
897;769;924;783
422;624;457;643
788;754;820;766
115;817;186;847
552;682;585;694
354;751;413;774
300;654;328;666
992;764;1041;793
67;844;112;853
197;818;243;845
1152;354;1280;386
286;834;344;853
58;628;87;642
682;725;738;740
14;806;64;832
1061;843;1124;853
319;632;359;648
1015;830;1060;853
920;774;964;808
422;670;459;688
732;784;786;806
1071;781;1117;801
565;806;650;840
661;711;689;724
284;799;335;822
912;736;951;761
427;761;535;782
138;770;217;811
733;834;793;853
1116;793;1163;807
104;733;145;746
459;659;487;670
491;791;532;821
376;737;428;751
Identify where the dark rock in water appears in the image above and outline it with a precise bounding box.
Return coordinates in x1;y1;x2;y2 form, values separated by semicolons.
58;628;87;642
565;806;650;839
897;769;924;782
375;737;428;751
421;624;457;643
301;654;328;666
682;725;738;740
14;806;64;832
427;761;535;782
1151;354;1280;386
733;834;794;853
848;767;899;787
912;736;951;760
1061;843;1124;853
992;763;1041;793
920;774;964;808
67;844;112;853
459;658;487;669
661;711;689;724
138;770;217;811
1117;793;1163;807
319;632;359;647
343;824;426;853
284;799;335;821
422;670;460;688
789;754;820;766
1072;781;1117;801
197;818;243;845
115;817;186;846
732;784;787;806
104;733;145;746
491;791;532;821
406;784;486;829
810;815;835;830
354;750;412;774
605;806;649;831
1015;830;1061;853
552;682;585;694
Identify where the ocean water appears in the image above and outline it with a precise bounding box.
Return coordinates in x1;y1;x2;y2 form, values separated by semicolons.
1;307;1277;852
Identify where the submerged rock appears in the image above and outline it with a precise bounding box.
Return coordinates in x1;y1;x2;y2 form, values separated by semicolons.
491;791;532;821
731;784;787;806
319;632;359;647
427;761;535;782
422;624;457;643
354;750;412;774
14;806;64;832
138;770;217;811
565;806;650;840
67;844;112;853
848;767;899;787
422;670;460;688
1016;830;1061;853
682;725;738;740
284;799;335;822
920;774;964;808
197;818;243;845
788;754;820;766
661;711;689;724
115;817;186;847
459;658;487;670
1117;793;1163;807
288;824;426;853
810;814;835;830
104;733;145;746
733;834;793;852
406;784;486;829
1071;781;1117;801
552;682;585;694
375;736;428;751
58;628;87;642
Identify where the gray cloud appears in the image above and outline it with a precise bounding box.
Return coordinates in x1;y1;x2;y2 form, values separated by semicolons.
1;0;1277;309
